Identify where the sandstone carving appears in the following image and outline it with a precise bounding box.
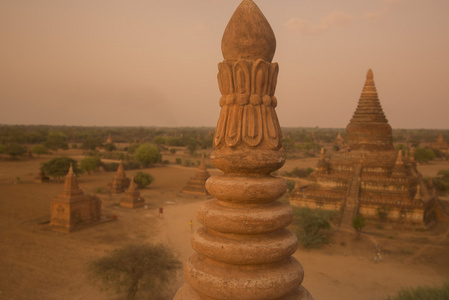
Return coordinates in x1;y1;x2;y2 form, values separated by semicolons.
174;1;312;299
290;70;436;229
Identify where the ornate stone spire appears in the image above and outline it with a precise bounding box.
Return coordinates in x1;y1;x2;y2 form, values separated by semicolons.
175;1;312;299
345;69;394;151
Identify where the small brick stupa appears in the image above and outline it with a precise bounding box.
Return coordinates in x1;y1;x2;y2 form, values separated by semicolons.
110;160;130;194
174;1;312;299
290;70;436;228
120;177;145;209
50;165;101;232
182;155;210;196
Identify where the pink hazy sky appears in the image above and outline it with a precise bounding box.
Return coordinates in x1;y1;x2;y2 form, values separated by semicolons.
1;0;448;129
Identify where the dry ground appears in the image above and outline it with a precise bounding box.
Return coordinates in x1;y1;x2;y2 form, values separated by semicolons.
0;151;448;300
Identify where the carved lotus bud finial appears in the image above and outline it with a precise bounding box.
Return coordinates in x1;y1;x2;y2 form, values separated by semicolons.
221;0;276;62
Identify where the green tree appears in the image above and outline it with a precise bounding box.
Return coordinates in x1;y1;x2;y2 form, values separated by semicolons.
133;172;154;188
127;143;141;155
31;144;49;157
5;143;26;159
80;157;101;175
414;147;435;163
41;157;80;181
186;139;198;155
293;207;335;248
0;144;5;154
152;136;165;145
166;136;181;146
134;144;161;167
103;143;116;152
45;132;68;150
87;244;181;300
352;214;366;239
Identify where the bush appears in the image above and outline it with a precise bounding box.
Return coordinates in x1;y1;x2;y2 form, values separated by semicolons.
284;167;314;178
41;157;80;181
31;144;48;156
101;151;124;160
414;147;435;163
169;148;177;154
175;158;182;165
134;144;161;167
293;207;336;248
5;143;27;159
80;157;101;175
385;282;449;300
133;172;154;188
352;214;366;238
102;162;119;172
124;160;141;170
286;180;296;193
87;244;181;300
104;143;117;152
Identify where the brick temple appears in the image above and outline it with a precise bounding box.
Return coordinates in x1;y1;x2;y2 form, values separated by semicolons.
50;165;101;232
290;70;436;229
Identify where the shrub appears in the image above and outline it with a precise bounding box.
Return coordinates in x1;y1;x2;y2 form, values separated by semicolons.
169;148;176;154
41;157;80;181
104;143;117;152
286;180;296;193
385;282;449;300
102;162;119;172
293;207;336;248
80;157;101;175
352;214;366;239
124;160;141;170
175;158;182;165
133;172;154;188
31;144;48;156
134;144;162;167
87;244;181;300
284;167;314;178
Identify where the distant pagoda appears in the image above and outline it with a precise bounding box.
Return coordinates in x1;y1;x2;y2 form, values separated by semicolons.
290;70;436;228
120;177;145;209
182;155;210;196
50;165;101;232
110;160;130;194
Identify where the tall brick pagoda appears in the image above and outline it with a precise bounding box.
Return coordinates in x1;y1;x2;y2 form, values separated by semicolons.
290;70;436;228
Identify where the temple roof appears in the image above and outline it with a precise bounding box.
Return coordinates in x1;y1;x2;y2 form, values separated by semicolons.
345;69;394;151
221;0;276;62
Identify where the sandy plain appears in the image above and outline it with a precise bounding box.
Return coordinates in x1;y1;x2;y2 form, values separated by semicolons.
0;149;448;300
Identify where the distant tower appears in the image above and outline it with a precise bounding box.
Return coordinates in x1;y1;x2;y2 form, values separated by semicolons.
106;133;112;144
120;177;145;209
110;160;130;194
335;132;344;145
50;165;101;232
174;1;312;299
182;154;210;196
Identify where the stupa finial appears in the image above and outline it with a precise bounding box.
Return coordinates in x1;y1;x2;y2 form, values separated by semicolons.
221;0;276;62
367;69;374;80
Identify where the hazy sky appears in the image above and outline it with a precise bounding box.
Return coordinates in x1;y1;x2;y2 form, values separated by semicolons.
1;0;448;129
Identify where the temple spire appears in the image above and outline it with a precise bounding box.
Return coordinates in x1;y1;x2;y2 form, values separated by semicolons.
345;69;394;151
